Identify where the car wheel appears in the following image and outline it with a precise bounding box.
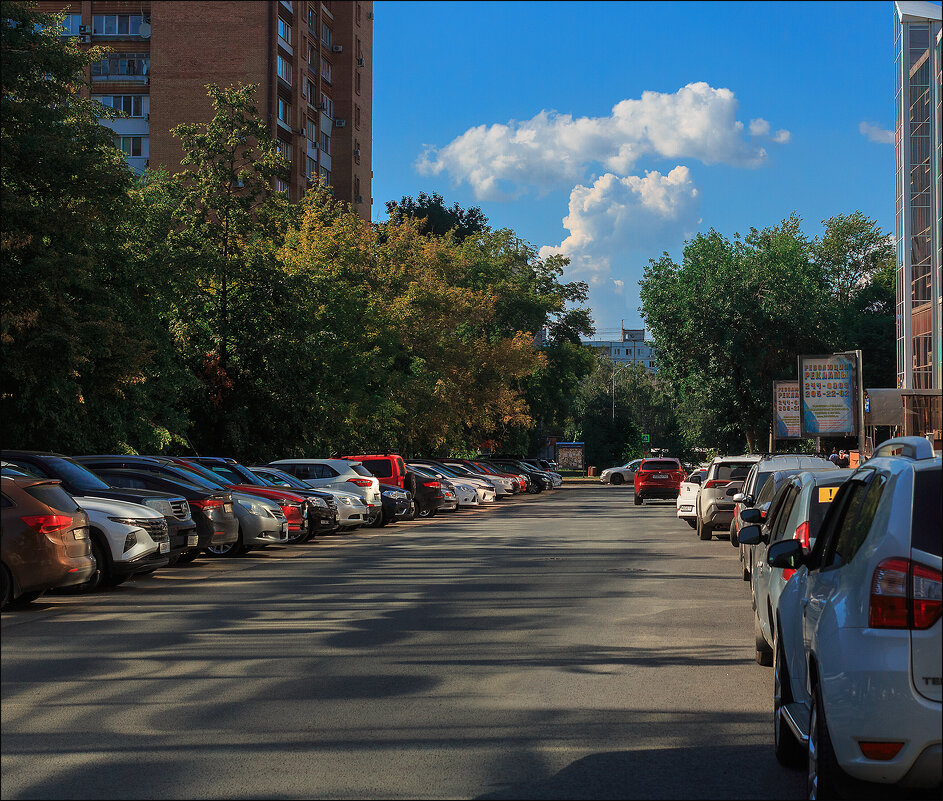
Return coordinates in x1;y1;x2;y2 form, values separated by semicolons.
774;634;804;767
754;609;773;666
611;473;624;485
1;563;12;609
74;537;108;592
697;515;712;540
10;590;44;606
369;510;387;528
730;522;739;547
634;494;643;505
808;679;844;800
686;518;697;529
417;501;436;519
206;530;245;557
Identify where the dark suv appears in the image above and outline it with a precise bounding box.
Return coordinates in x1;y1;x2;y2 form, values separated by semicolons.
2;451;196;564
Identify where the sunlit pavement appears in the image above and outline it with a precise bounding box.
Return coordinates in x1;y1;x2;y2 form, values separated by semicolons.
1;486;804;800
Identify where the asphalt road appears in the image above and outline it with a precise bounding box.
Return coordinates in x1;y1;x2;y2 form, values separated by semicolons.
1;485;805;800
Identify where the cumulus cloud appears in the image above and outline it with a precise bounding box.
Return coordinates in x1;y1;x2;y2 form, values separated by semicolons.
418;83;789;200
538;167;701;324
859;121;894;144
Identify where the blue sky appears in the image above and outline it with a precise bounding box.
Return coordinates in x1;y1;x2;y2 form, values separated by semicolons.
372;1;898;335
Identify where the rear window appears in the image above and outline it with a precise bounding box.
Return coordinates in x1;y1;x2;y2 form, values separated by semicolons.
641;460;680;471
807;480;847;542
23;483;81;513
206;465;243;485
351;465;375;478
912;467;942;557
396;457;406;475
360;459;393;478
715;462;755;481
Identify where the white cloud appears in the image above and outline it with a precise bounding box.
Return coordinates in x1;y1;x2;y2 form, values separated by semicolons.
418;83;789;200
539;167;701;325
749;118;771;136
859;121;894;144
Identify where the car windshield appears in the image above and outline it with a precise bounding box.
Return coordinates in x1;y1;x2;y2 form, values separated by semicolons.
715;463;755;481
45;457;112;491
409;465;436;478
176;460;236;488
426;463;460;477
444;463;475;476
251;468;305;489
470;461;500;475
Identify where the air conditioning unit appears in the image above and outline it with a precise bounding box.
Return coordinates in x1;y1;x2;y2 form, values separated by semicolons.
79;24;90;33
355;195;363;203
356;57;365;67
335;119;346;127
295;127;305;136
332;45;343;53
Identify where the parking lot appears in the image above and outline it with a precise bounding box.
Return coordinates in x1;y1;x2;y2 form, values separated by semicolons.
1;484;804;800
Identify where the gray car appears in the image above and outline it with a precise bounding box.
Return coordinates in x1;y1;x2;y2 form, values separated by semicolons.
206;495;288;557
696;455;761;540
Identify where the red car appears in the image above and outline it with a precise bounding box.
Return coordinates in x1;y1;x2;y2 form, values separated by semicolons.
342;454;408;489
634;458;686;505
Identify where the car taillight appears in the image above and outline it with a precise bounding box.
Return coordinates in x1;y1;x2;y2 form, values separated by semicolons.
869;558;942;629
422;481;440;489
704;479;730;489
22;514;75;534
347;478;373;487
189;498;223;510
782;522;812;581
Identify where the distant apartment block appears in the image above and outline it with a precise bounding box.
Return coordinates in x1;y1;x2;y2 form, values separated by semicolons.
39;0;373;218
581;328;657;373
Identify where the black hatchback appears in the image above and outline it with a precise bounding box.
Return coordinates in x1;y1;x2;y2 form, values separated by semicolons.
2;450;197;564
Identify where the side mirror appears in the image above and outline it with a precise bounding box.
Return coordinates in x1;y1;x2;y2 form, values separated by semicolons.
741;507;763;524
768;539;804;570
690;475;702;485
737;524;764;546
732;492;747;503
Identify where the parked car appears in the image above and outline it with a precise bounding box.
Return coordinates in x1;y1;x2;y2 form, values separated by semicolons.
89;469;238;560
633;458;686;505
465;460;526;493
71;496;171;590
676;468;706;527
483;458;550;492
737;469;848;666
749;437;941;796
341;454;408;490
378;484;411;524
181;458;311;543
694;455;762;540
2;451;196;564
410;459;497;503
1;475;96;607
408;462;480;507
267;459;383;525
522;459;564;486
436;459;515;497
737;470;789;582
405;468;447;518
729;454;831;546
73;456;287;555
246;467;339;538
600;460;643;485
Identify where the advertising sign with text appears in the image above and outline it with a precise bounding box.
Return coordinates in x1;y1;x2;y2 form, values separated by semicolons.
799;354;857;437
774;380;801;439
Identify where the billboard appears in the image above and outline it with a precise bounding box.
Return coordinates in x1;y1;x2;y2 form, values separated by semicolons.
555;442;585;470
774;380;801;439
799;354;857;437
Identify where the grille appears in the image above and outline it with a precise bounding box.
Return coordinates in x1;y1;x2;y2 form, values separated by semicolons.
170;499;190;519
135;518;168;542
325;497;337;513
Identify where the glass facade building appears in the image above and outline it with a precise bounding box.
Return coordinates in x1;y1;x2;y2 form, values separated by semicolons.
894;2;942;391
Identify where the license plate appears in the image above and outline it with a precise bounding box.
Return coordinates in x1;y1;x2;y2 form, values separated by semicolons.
159;541;170;554
653;474;668;479
187;535;198;547
281;523;288;535
681;505;693;512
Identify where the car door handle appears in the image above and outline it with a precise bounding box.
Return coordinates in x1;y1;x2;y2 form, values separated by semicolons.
800;598;809;609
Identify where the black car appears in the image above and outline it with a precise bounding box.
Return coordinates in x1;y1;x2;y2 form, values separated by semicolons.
89;469;238;560
481;457;549;492
378;483;411;525
2;450;197;564
405;469;447;518
246;466;339;538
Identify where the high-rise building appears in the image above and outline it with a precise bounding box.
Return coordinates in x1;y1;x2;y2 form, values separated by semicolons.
38;0;373;218
581;327;657;374
893;2;941;391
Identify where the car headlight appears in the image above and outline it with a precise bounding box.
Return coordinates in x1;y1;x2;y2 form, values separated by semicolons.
143;498;174;516
108;516;146;528
310;497;327;508
338;496;355;506
236;499;269;516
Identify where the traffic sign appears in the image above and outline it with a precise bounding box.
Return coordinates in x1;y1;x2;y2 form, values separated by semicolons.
641;434;650;443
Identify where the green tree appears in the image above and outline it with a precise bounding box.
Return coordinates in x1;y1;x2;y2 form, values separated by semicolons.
385;191;488;241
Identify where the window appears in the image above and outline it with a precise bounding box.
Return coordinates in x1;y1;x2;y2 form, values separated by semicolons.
277;55;291;84
277;98;291;125
320;166;331;185
91;54;150;78
116;135;145;157
276;139;291;163
275;178;289;193
308;8;317;31
321;57;331;83
912;468;943;557
307;156;317;179
60;14;81;36
355;71;361;94
307;44;316;67
92;15;142;35
320;93;333;117
305;79;316;104
320;131;330;154
306;118;317;141
770;486;801;543
277;17;291;44
831;475;886;565
354;139;360;162
354;104;361;129
96;95;145;117
321;22;332;46
355;176;360;196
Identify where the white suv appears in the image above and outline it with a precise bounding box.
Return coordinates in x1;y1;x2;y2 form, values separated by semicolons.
760;437;941;798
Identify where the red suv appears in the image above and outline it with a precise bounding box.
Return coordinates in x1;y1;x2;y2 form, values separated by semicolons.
342;454;408;489
634;458;686;505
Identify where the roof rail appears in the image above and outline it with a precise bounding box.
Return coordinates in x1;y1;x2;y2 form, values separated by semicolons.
871;436;936;461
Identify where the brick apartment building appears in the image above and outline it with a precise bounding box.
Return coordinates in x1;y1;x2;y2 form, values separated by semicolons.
38;0;373;218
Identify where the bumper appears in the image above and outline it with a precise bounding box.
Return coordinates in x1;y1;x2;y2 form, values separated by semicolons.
168;519;199;558
636;484;681;499
336;505;367;527
703;501;735;527
676;501;696;518
114;549;171;577
822;628;943;787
